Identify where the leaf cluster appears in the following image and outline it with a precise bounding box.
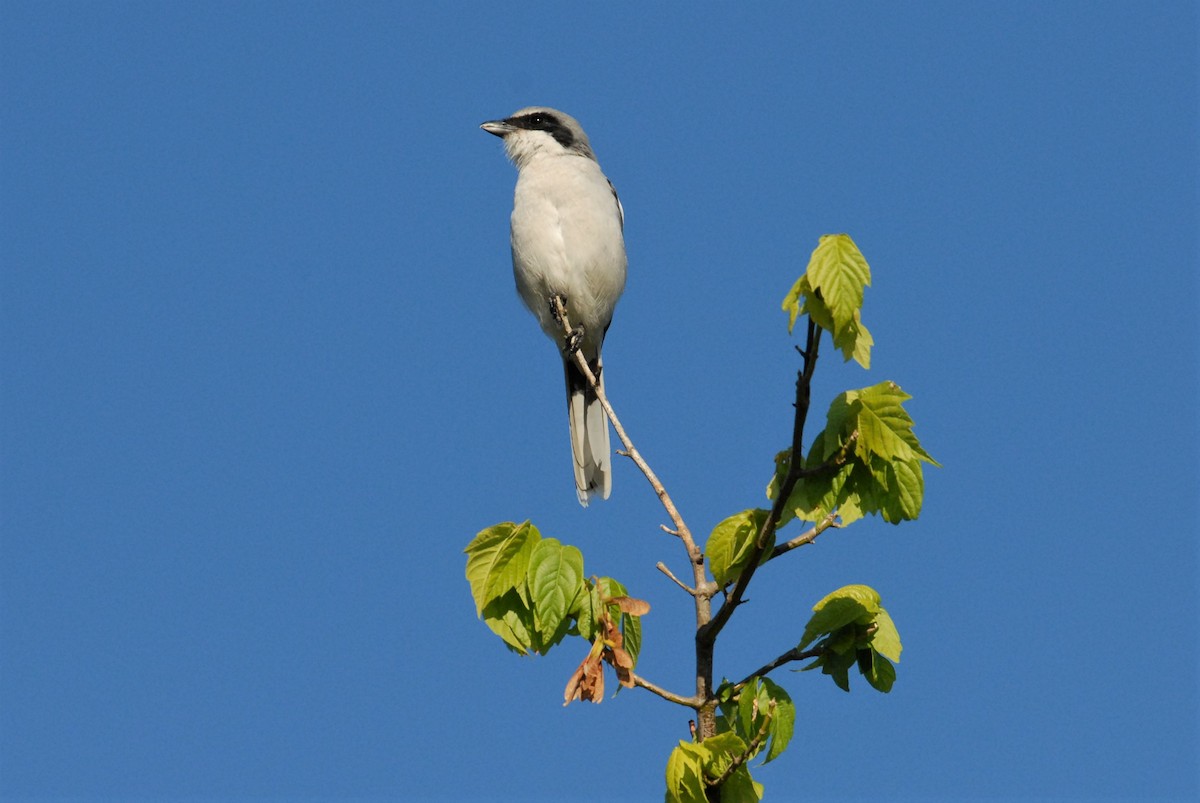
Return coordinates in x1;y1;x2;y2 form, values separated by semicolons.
663;678;794;802
769;380;940;527
463;521;649;704
665;732;764;803
796;584;902;693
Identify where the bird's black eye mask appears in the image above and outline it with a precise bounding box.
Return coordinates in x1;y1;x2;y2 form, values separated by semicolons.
509;112;575;150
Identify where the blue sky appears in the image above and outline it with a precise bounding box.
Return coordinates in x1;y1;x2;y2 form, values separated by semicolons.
2;2;1196;800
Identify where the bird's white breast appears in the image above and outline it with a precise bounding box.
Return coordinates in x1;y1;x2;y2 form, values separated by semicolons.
509;154;627;356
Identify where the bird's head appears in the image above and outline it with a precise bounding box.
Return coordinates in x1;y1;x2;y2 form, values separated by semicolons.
480;107;596;168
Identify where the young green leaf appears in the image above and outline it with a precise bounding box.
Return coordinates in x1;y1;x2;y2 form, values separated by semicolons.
665;741;709;803
622;606;642;669
758;678;794;764
733;677;795;766
707;509;772;587
864;652;897;692
464;521;539;616
870;607;902;663
481;588;536;655
799;584;882;650
718;766;764;802
784;382;938;526
699;731;749;779
571;580;603;642
783;235;873;366
527;538;584;644
806;234;871;336
781;276;805;335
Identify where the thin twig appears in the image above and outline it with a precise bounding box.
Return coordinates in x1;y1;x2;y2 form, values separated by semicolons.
657;561;697;595
768;512;839;560
550;297;701;566
731;646;824;693
631;673;702;708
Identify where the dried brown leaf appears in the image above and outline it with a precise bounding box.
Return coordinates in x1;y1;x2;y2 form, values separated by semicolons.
609;596;651;616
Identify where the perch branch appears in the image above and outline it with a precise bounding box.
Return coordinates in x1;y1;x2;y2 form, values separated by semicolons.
550;296;718;735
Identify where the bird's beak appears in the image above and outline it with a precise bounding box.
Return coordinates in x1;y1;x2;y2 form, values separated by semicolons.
480;119;514;138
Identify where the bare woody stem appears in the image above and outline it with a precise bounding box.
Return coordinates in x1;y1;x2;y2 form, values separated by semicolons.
632;673;702;708
550;297;718;735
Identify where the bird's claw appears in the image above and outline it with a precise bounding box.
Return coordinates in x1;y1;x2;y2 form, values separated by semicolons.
549;294;568;326
564;326;585;355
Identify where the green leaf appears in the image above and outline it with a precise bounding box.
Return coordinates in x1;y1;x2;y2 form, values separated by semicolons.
799;585;882;650
700;732;748;780
528;538;584;644
707;509;772;587
783;458;853;523
833;314;873;369
850;383;916;462
823;647;855;692
623;605;642;669
464;521;539;616
717;766;763;803
863;650;897;693
571;580;603;642
758;678;794;764
481;588;536;655
782;235;873;363
733;677;795;766
870;607;902;663
806;233;871;335
665;741;709;803
786;382;937;526
781;276;805;334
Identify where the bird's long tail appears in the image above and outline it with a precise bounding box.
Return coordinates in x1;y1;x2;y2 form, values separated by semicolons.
565;355;611;507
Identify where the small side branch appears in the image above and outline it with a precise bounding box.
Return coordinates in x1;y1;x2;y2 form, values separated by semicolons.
657;562;697;596
768;512;839;560
732;646;824;692
632;673;702;708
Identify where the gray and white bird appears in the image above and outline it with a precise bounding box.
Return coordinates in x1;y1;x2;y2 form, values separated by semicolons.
481;107;627;506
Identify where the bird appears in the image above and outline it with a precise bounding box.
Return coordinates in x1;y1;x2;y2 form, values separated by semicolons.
480;107;628;507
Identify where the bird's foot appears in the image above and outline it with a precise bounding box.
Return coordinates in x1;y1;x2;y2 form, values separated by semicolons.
564;325;585;355
549;294;568;326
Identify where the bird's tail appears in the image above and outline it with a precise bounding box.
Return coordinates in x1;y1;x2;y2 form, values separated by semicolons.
565;355;611;507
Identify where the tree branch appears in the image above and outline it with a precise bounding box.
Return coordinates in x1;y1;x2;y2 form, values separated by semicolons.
657;561;697;596
731;646;824;693
632;673;702;708
550;296;718;735
768;512;839;560
550;297;702;567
